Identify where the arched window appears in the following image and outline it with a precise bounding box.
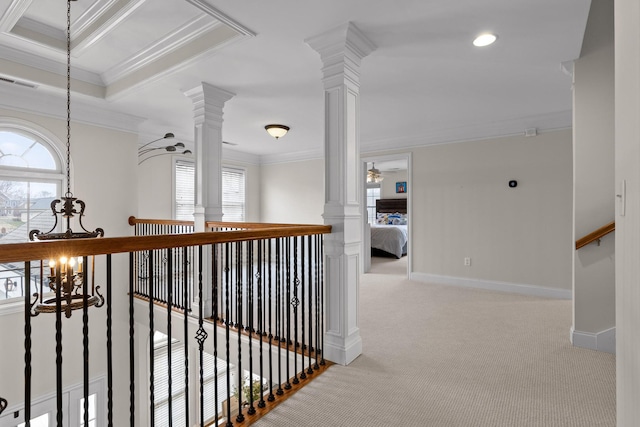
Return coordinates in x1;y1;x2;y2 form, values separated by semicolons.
0;123;64;304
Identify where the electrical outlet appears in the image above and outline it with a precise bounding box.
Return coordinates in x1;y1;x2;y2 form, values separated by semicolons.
464;257;471;266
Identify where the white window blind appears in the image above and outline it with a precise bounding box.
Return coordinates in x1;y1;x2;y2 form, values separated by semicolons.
153;331;231;426
222;168;245;222
173;162;245;222
153;332;187;426
175;160;195;221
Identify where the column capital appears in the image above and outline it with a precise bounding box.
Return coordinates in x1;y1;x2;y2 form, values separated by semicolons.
184;82;235;125
306;22;376;87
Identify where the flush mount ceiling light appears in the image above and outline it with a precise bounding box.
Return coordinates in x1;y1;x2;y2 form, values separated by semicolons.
265;124;290;139
473;33;497;47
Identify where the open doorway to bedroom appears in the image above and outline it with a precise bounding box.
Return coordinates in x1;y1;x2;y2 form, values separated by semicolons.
361;153;411;278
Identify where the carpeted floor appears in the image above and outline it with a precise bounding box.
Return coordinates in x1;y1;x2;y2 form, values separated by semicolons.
254;256;616;426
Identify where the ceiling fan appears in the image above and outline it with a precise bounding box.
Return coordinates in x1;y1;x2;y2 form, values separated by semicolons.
367;162;384;183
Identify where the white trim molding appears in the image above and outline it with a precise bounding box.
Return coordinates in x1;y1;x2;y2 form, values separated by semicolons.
410;272;573;300
570;326;616;354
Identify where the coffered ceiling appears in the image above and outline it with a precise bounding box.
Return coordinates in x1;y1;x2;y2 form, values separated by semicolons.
0;0;591;162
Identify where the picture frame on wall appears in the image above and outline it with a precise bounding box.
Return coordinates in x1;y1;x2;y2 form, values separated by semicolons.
396;181;407;193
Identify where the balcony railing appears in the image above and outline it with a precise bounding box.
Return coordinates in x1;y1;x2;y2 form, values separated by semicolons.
1;218;331;426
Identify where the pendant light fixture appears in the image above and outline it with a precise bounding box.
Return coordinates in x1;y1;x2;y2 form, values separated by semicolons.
28;0;104;318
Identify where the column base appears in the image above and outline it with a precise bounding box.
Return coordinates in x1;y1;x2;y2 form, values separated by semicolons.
323;333;362;365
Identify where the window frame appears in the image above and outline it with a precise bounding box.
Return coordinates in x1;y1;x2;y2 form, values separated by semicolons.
0;121;65;312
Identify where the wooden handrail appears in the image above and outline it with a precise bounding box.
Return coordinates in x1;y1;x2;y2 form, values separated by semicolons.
575;221;615;249
128;216;319;229
0;224;332;263
128;216;194;226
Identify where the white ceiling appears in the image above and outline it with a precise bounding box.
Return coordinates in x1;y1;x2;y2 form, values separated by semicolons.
0;0;591;161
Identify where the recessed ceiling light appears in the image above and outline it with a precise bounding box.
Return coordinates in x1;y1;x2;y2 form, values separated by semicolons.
473;33;497;47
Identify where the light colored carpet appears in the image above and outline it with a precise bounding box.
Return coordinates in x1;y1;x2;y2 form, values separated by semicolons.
254;257;616;426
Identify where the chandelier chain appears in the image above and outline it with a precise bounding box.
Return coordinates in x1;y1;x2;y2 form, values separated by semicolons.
65;0;71;197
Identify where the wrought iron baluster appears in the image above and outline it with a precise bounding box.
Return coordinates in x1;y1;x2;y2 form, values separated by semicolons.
267;239;275;402
284;238;292;391
314;236;321;369
195;246;208;427
24;261;32;426
235;242;245;424
166;248;173;427
292;236;300;385
148;252;155;427
55;267;63;427
224;242;232;425
247;241;256;416
182;246;189;427
83;257;89;427
276;238;283;396
129;252;136;425
257;240;266;408
307;235;314;375
106;255;113;426
320;236;325;366
300;236;307;380
212;243;219;427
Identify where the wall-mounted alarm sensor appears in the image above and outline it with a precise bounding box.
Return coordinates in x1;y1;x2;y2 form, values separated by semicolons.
508;180;518;188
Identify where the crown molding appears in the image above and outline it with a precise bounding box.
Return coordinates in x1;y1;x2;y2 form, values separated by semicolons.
0;83;144;133
72;0;147;56
0;0;32;33
16;16;64;42
0;43;104;86
72;0;119;39
102;15;219;85
260;148;323;165
361;110;573;154
185;0;256;37
222;146;260;165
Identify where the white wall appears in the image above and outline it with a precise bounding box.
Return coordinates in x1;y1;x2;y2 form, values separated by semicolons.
572;0;615;347
137;153;174;219
410;130;573;292
614;0;640;423
260;159;325;224
0;108;137;425
380;169;408;199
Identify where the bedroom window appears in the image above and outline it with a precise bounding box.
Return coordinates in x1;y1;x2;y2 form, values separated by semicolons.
366;186;380;224
173;162;246;222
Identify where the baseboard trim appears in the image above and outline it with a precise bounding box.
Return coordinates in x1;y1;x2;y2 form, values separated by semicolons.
570;326;616;354
409;272;572;300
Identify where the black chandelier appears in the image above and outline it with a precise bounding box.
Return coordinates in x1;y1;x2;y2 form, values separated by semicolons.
28;0;104;318
138;132;192;164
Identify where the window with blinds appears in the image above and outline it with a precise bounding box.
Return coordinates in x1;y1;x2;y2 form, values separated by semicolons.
173;161;246;222
221;168;245;222
153;331;232;426
174;160;195;221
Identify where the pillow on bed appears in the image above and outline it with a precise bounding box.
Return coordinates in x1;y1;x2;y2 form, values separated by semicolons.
376;213;388;224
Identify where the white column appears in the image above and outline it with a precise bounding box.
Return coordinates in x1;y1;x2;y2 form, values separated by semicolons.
184;83;235;231
184;83;234;318
307;22;375;365
615;0;640;423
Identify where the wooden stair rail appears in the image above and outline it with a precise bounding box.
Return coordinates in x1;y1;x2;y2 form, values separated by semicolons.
575;221;615;250
0;224;332;263
128;216;319;230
